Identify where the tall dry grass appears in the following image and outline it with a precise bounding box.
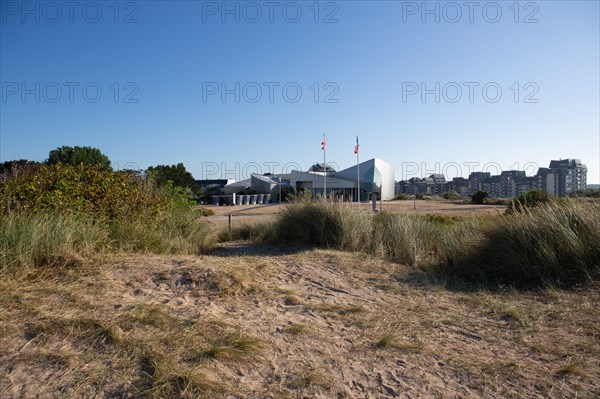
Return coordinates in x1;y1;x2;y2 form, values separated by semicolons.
228;200;600;287
0;209;214;276
452;202;600;286
0;212;107;273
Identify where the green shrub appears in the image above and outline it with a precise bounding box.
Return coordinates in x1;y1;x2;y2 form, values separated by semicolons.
0;163;214;275
442;191;462;201
507;189;551;213
471;191;489;204
286;189;313;203
199;208;215;217
0;163;174;218
47;146;111;170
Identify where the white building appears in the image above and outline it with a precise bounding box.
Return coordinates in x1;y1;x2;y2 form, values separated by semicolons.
224;158;395;201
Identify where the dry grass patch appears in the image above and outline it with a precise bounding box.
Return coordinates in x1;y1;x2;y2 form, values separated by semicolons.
287;365;333;390
313;302;365;316
283;294;302;305
192;330;263;361
373;332;425;353
283;323;312;335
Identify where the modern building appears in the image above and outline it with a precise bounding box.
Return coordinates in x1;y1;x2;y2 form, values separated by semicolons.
195;179;234;190
223;158;395;201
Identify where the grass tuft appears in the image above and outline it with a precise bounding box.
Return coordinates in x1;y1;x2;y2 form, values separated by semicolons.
283;323;311;335
196;331;262;361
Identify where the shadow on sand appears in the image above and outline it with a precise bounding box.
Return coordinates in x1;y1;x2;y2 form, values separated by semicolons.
209;242;311;258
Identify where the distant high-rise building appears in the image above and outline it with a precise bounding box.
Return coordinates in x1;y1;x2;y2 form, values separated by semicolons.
395;158;588;198
546;159;587;196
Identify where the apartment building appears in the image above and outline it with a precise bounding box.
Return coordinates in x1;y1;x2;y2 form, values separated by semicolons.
395;159;588;198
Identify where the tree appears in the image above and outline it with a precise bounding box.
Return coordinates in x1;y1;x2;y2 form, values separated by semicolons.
146;163;197;194
471;191;489;205
47;146;111;170
0;159;40;177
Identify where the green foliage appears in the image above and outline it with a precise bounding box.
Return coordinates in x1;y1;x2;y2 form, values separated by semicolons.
507;189;551;213
471;190;489;205
47;146;111;170
286;188;313;203
198;185;223;203
0;163;214;274
146;163;198;197
569;188;600;198
199;208;215;216
442;190;462;200
422;214;463;226
0;163;178;219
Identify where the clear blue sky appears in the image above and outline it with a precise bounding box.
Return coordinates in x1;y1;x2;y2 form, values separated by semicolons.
1;0;599;183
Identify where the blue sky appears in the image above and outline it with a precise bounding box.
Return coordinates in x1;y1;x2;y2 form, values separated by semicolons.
1;0;599;183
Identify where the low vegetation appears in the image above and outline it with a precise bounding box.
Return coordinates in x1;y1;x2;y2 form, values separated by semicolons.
0;162;213;276
228;199;600;288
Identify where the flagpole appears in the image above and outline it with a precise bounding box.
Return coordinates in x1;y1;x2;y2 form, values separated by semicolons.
323;133;327;200
356;136;360;204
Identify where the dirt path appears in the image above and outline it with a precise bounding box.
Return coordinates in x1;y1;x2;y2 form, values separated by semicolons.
204;201;505;230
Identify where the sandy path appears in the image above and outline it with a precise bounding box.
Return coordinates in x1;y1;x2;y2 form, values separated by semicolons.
204;201;505;230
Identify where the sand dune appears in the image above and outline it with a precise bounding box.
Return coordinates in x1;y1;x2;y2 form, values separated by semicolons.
2;245;598;398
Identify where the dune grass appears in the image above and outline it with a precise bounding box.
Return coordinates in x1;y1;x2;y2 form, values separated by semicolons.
452;201;600;286
226;200;600;288
0;209;214;276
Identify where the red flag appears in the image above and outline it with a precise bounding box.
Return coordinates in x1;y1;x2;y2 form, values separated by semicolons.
321;138;326;151
354;136;359;154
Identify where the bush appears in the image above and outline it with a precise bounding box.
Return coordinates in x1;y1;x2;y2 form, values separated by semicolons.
0;163;214;275
442;191;462;201
507;189;551;213
394;193;410;200
274;201;372;251
471;191;489;205
569;189;600;198
0;163;199;219
286;189;313;203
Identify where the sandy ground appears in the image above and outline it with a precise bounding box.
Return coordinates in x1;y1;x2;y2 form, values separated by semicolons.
204;200;505;230
2;246;598;398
